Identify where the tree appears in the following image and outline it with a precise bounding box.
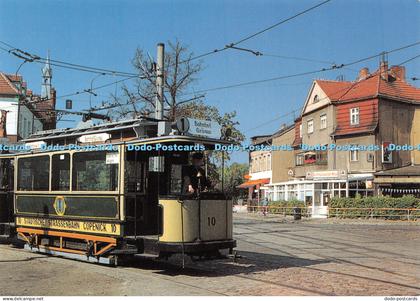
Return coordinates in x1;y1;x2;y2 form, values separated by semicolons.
109;39;203;120
217;162;249;201
106;40;246;191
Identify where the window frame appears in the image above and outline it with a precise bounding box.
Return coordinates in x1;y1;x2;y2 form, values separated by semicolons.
350;107;360;125
72;150;119;192
296;154;304;166
51;153;71;191
320;114;327;130
350;145;359;162
307;119;314;134
17;154;51;191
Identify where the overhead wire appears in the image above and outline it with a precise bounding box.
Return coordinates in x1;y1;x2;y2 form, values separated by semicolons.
173;0;333;66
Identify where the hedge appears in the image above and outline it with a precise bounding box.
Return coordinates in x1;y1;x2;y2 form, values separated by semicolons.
266;200;306;215
329;196;420;220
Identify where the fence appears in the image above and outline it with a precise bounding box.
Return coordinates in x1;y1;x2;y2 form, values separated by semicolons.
328;207;420;220
247;206;310;217
244;206;420;220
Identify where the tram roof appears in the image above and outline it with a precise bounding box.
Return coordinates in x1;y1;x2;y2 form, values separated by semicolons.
20;117;232;147
23;118;156;142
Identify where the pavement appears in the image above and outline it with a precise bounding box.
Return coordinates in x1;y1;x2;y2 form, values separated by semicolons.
0;213;419;296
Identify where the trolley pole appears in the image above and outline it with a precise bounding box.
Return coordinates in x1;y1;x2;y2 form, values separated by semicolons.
155;43;164;120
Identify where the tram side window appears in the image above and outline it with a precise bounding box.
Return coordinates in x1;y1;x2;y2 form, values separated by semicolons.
125;151;146;193
18;156;50;191
52;153;70;191
72;151;118;191
0;159;13;190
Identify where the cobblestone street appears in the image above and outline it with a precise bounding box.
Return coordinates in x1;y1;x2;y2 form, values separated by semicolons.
1;214;419;296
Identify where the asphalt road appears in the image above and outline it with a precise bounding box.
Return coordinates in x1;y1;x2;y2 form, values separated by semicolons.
0;214;419;296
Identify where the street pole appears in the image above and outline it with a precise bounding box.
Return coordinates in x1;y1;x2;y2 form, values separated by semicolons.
155;43;164;120
89;73;105;110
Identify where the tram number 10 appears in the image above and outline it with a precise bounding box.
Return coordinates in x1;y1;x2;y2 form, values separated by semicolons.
207;216;216;227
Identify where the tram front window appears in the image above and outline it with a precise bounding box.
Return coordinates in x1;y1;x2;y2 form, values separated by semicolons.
72;151;118;191
161;151;216;197
18;156;50;191
182;152;211;195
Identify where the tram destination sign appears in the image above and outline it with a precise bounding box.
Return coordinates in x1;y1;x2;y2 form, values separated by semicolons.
16;216;121;236
187;118;221;139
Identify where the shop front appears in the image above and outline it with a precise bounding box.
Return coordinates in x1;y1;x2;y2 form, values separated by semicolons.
237;177;270;206
375;165;420;198
267;171;374;218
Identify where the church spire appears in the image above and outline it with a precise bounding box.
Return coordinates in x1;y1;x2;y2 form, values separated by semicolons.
41;50;52;99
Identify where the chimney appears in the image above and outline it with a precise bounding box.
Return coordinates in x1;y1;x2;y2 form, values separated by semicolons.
43;88;57;130
358;67;369;81
49;87;56;109
379;59;389;82
390;65;406;82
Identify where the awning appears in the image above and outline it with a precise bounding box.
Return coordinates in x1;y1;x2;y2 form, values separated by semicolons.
237;178;270;189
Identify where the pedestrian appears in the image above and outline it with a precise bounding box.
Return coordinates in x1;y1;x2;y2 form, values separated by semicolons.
261;197;269;216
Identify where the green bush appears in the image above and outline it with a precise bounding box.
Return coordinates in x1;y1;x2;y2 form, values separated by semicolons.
266;200;306;215
329;196;420;220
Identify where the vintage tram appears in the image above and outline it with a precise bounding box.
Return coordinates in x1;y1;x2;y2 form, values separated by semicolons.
2;117;235;265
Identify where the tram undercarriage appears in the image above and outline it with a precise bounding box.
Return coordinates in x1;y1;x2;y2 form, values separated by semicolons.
14;192;236;266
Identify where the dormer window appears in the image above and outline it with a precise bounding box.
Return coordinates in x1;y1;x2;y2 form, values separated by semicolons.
313;95;319;103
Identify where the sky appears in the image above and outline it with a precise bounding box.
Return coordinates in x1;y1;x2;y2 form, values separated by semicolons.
0;0;419;163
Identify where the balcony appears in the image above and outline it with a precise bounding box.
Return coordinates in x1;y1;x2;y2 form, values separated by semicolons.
296;152;328;166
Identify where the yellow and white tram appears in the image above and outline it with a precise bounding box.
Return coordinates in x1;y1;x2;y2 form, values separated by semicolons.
1;117;236;265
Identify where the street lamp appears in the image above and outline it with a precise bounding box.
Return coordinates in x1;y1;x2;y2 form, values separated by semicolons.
88;73;106;109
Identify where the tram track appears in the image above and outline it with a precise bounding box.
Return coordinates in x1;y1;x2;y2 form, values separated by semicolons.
234;223;420;289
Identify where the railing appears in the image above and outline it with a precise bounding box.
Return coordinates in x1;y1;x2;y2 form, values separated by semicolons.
242;206;420;220
247;206;310;217
328;207;420;220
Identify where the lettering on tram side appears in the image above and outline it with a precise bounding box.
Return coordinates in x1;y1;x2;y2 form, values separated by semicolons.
16;217;120;235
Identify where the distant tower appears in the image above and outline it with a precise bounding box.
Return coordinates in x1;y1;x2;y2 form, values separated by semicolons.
41;51;52;99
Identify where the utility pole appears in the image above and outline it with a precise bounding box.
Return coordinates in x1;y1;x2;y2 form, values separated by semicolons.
155;43;164;120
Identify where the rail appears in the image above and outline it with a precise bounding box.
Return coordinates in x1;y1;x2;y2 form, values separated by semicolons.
328;207;420;220
246;206;310;217
242;206;420;220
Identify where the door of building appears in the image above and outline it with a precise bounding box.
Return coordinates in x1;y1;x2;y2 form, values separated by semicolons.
312;190;329;218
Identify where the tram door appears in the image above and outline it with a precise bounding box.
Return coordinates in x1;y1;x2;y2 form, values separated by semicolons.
0;158;14;225
125;151;161;236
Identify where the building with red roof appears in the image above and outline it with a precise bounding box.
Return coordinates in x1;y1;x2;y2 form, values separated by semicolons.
267;60;420;217
0;58;56;142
